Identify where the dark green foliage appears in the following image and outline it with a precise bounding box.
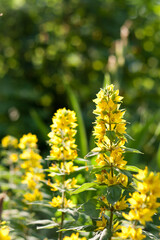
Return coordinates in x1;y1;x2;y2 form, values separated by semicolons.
0;0;159;167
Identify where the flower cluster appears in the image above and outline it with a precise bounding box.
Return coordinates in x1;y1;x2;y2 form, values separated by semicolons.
93;84;127;170
117;167;160;239
93;86;128;190
1;135;18;149
63;233;86;240
0;222;11;240
19;133;44;202
48;108;77;161
1;135;19;164
47;108;79;239
89;84;132;238
48;108;78;207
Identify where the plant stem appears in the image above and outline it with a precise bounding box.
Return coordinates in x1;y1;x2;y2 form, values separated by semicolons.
58;160;65;240
109;206;114;240
58;189;65;240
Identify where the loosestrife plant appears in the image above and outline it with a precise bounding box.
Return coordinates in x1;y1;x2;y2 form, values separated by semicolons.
46;108;86;240
1;85;160;240
19;133;44;202
72;84;160;240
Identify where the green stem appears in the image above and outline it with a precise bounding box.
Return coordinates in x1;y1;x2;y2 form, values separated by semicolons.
109;112;114;239
58;160;65;240
109;206;114;240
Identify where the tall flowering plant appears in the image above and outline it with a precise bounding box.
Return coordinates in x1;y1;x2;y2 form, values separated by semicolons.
71;84;160;240
46;108;86;240
19;133;44;202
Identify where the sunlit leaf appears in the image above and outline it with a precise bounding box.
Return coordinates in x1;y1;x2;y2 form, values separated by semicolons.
71;182;97;194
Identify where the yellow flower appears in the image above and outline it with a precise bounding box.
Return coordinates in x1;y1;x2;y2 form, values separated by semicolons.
64;161;78;174
118;173;128;187
64;178;78;189
0;226;11;240
134;166;148;181
49;196;75;208
63;232;86;240
114;196;128;211
22;171;44;190
105;171;118;186
95;172;106;184
48;108;78;161
19;133;38;149
123;167;160;226
1;135;18;148
9;153;18;162
20;150;42;170
24;189;43;202
117;225;146;240
96;215;107;231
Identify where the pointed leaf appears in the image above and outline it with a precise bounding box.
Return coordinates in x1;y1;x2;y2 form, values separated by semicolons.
58;208;79;221
122;147;143;154
124;165;140;172
106;130;117;142
107;185;121;205
100;229;109;240
83;199;100;219
143;230;159;240
71;182;97;195
37;223;59;229
29;220;54;225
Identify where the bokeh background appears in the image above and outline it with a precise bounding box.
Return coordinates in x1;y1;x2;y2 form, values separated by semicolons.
1;0;160;170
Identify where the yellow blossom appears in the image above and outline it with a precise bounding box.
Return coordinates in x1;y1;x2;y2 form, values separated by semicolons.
118;173;128;187
114;196;128;211
24;189;43;202
19;133;38;149
20;150;42;170
105;171;118;186
49;196;75;208
22;171;44;190
9;153;18;162
0;226;11;240
48;108;77;161
96;215;107;231
123;167;160;226
117;225;146;240
1;135;18;148
63;232;86;240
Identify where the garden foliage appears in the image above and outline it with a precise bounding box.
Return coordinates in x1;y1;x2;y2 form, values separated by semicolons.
0;84;160;240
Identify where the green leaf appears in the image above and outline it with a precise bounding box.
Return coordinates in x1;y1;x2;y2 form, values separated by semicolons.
122;147;143;154
91;165;110;174
85;151;100;158
37;223;59;229
106;130;117;142
156;144;160;169
59;225;95;232
124;165;140;172
71;182;97;195
124;133;134;141
143;230;159;240
65;85;88;157
106;185;121;205
83;199;100;219
30;109;49;140
29;219;54;225
28;201;51;207
100;229;109;240
115;168;133;181
58;208;79;221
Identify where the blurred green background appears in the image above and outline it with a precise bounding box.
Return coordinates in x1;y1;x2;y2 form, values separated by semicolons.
0;0;160;169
